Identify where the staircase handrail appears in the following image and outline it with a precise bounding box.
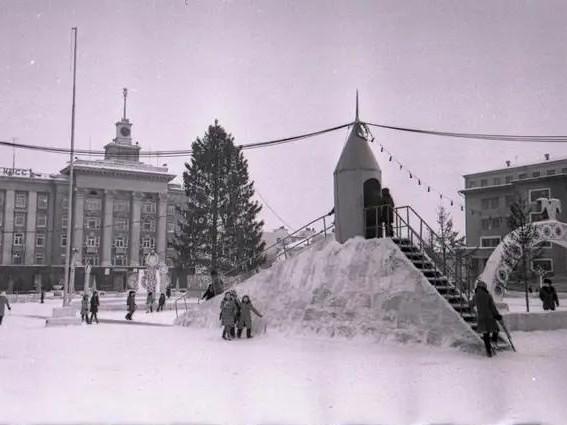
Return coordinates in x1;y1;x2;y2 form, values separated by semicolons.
173;211;334;317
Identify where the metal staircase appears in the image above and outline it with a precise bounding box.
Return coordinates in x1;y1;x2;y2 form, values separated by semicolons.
371;205;513;352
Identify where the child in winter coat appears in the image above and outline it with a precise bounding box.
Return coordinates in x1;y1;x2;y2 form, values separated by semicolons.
0;291;12;326
157;293;166;312
81;293;90;323
539;279;559;311
220;292;238;340
89;291;100;324
146;292;154;313
126;291;136;320
237;295;263;338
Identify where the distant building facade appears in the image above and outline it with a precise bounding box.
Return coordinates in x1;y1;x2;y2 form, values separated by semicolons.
461;157;567;287
0;111;186;292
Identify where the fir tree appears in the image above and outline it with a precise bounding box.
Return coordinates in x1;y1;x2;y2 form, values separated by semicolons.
175;120;265;275
433;205;466;277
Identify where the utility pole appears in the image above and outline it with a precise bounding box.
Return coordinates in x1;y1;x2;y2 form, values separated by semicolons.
63;27;78;307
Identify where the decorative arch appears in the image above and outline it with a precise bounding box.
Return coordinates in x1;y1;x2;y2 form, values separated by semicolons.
478;219;567;299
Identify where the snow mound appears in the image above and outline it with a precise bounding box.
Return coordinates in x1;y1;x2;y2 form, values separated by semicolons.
176;237;483;353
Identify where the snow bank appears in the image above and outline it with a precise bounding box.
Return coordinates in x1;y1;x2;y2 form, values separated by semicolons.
177;237;483;353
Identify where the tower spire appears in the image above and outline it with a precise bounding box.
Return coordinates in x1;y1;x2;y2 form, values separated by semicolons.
122;87;128;120
355;89;359;122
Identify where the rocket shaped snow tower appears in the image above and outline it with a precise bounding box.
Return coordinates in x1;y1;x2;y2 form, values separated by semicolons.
333;95;382;243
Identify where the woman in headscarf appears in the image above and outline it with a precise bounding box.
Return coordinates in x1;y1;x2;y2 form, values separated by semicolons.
472;280;502;357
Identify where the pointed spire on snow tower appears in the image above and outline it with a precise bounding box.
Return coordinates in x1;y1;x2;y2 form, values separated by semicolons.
355;89;359;122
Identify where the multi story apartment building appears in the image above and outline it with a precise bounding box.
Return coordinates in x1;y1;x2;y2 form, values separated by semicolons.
0;111;186;292
461;157;567;287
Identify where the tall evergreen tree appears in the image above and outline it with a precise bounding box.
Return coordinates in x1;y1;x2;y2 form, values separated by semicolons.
175;120;265;275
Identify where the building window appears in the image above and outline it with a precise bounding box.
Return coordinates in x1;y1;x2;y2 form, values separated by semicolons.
142;218;156;232
34;253;44;265
505;175;513;184
481;218;502;231
143;202;157;214
113;199;130;213
480;179;488;187
481;197;499;210
167;222;175;233
546;169;556;176
37;213;47;228
86;217;101;229
167;205;176;216
493;177;501;185
529;188;550;203
480;236;501;248
532;171;541;178
562;168;567;174
12;252;23;264
114;218;129;231
14;212;26;227
85;255;99;266
13;232;24;246
62;197;68;209
113;255;127;266
15;192;27;209
536;240;552;248
142;237;155;249
37;193;49;209
518;173;527;180
61;234;67;247
114;237;127;248
467;180;476;188
61;214;68;229
86;236;100;248
531;258;553;273
36;234;45;248
85;198;102;211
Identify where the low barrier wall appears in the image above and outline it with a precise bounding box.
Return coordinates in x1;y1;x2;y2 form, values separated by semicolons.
503;310;567;332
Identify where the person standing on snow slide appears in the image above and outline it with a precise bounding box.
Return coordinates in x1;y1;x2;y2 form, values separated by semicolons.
379;188;395;237
0;291;12;326
237;295;263;338
472;280;503;357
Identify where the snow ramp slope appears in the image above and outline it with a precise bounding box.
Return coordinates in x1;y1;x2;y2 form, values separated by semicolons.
176;237;483;353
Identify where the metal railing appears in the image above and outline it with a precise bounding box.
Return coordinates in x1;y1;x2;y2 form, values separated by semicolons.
173;211;335;317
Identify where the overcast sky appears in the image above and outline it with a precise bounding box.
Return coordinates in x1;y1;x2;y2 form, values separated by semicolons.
2;0;567;236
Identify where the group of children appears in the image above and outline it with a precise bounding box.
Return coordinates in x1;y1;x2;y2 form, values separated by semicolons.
80;291;100;324
219;289;263;340
124;291;167;320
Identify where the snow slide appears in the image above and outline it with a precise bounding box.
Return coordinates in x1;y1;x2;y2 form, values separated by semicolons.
176;237;483;353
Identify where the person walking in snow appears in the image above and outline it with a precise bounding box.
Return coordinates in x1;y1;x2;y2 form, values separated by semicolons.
146;291;154;313
89;291;100;324
237;295;263;338
80;293;90;323
157;293;166;312
125;291;136;320
0;291;12;326
539;278;559;311
472;280;502;357
220;292;238;340
229;290;241;338
202;283;215;301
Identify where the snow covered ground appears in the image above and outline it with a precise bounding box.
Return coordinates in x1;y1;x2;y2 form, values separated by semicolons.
1;299;567;425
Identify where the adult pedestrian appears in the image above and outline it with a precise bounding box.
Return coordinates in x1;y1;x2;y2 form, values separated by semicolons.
126;291;136;320
0;291;12;326
472;280;502;357
237;295;263;338
202;283;215;301
146;291;154;313
379;187;395;237
89;291;100;324
220;292;238;340
539;278;559;311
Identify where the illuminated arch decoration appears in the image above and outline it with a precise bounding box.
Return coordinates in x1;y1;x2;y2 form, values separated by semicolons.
478;217;567;300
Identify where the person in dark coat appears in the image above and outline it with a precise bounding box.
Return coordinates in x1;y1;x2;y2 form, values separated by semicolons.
40;289;45;304
472;280;502;357
0;291;12;326
379;188;395;237
229;290;241;338
539;278;559;311
237;295;263;338
157;293;166;312
125;291;136;320
89;291;100;324
202;284;215;301
166;287;171;299
220;292;238;340
81;293;90;323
